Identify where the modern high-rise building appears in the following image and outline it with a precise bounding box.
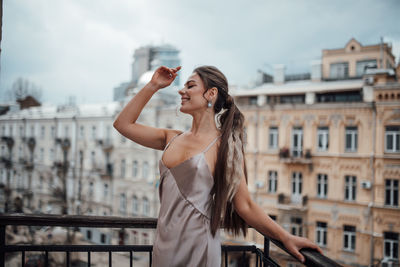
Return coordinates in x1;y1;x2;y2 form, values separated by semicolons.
113;44;181;101
131;44;181;87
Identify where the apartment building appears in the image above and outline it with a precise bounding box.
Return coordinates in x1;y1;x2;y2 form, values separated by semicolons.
233;39;399;267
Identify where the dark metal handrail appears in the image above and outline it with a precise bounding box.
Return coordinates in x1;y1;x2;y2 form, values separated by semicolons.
0;214;342;267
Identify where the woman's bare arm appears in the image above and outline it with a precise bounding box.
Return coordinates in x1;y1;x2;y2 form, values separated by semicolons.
113;66;181;150
233;169;323;262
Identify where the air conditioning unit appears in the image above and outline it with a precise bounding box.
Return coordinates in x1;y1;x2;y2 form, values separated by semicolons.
364;76;374;85
361;181;372;189
255;181;264;189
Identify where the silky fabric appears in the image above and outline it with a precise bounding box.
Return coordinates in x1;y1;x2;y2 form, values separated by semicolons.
152;132;222;267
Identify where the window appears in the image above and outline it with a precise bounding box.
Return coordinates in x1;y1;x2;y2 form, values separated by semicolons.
280;94;305;104
330;62;349;79
268;171;278;193
101;233;106;244
120;193;126;215
142;233;149;245
269;215;277;221
40;126;45;139
385;126;400;153
317;174;328;198
343;225;356;252
92;126;97;139
317;127;329;151
39;176;44;190
132;231;138;244
292;172;302;196
249;96;257;105
132;160;138;178
292;127;303;157
345;176;357;201
1;125;5;136
385;179;399;207
9;125;13;136
91;151;96;168
143;197;150;216
345;126;358;152
143;161;149;179
316;222;327;247
19;126;24;137
132;196;139;215
121;159;126;178
384;232;399;260
79;126;85;139
64;126;69;138
290;217;303;237
39;148;44;162
106;126;111;141
269;127;278;149
86;230;92;240
89;182;94;198
356;59;377;76
51;126;55;138
30;125;35;137
104;183;109;198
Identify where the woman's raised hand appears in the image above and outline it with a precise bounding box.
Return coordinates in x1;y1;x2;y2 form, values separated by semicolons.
150;66;181;89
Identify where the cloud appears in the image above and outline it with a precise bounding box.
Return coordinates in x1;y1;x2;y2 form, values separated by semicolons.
1;0;399;105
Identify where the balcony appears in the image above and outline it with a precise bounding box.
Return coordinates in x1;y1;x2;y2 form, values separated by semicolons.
97;139;113;152
100;163;113;179
0;214;342;267
277;193;309;210
279;148;312;164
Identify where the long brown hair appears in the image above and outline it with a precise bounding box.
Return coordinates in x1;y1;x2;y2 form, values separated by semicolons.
194;66;248;237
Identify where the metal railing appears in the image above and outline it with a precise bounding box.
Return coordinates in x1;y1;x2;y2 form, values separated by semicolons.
0;214;342;267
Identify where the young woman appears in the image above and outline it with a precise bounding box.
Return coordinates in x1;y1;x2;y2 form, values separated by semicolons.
113;65;322;266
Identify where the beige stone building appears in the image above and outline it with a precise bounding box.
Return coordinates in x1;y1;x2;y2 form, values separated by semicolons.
233;39;400;267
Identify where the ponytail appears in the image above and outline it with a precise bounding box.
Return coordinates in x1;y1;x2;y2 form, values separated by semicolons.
194;66;248;237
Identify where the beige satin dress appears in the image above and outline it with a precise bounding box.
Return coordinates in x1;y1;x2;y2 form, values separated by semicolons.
152;132;222;267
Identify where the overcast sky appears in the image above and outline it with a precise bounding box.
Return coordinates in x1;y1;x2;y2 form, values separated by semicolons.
0;0;399;105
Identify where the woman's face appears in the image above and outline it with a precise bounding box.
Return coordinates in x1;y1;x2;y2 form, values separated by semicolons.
178;72;210;114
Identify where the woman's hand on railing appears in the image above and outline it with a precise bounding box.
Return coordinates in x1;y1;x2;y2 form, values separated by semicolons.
149;66;181;90
281;234;323;263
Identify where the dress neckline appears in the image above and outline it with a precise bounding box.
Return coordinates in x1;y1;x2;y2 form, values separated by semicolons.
159;153;214;180
160;152;204;171
160;132;221;171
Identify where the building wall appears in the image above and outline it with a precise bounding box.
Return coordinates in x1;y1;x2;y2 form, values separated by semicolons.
322;38;396;79
235;77;400;266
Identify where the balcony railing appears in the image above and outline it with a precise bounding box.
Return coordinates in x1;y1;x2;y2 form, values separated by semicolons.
0;214;342;267
279;148;312;164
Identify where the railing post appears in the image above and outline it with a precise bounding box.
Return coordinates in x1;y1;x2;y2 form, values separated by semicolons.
264;236;270;266
0;225;5;267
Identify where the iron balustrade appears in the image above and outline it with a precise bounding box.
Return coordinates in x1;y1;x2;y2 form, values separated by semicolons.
0;214;342;267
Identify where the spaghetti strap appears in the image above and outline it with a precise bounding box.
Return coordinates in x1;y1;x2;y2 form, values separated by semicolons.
202;134;222;153
163;132;184;152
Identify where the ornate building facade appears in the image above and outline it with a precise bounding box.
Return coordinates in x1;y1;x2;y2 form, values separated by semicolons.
232;39;400;267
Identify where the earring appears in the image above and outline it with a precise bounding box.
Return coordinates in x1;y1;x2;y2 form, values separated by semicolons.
207;100;212;108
